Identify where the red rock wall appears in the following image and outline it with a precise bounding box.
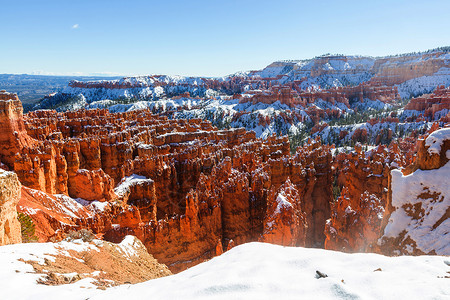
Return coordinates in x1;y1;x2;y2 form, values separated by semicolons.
0;95;338;272
324;144;407;252
0;91;36;168
404;85;450;119
370;52;449;85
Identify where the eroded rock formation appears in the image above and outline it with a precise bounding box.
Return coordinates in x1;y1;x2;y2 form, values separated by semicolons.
4;91;448;270
241;82;400;109
260;179;307;246
0;94;337;272
404;85;450;120
0;169;22;245
0;91;36;168
324;143;408;252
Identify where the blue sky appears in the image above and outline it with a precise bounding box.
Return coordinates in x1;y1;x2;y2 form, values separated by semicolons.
1;0;450;77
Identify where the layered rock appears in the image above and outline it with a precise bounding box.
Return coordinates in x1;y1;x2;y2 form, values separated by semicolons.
260;179;307;246
0;91;36;168
370;52;450;86
404;85;450;120
0;169;22;245
241;82;399;109
68;169;116;202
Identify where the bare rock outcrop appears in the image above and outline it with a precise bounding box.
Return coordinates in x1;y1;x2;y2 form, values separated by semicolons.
5;100;337;272
0;91;36;168
325;144;407;252
0;169;22;245
260;179;307;246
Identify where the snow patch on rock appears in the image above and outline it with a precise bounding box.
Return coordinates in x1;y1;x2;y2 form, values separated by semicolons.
383;161;450;254
425;127;450;155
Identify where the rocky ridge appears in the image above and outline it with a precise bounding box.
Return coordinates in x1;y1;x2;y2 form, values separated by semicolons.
32;49;450;143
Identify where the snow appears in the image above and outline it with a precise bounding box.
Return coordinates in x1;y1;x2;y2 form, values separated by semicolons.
396;67;450;98
425;128;450;155
1;241;449;299
0;168;14;178
94;242;449;300
0;241;100;300
383;161;450;254
114;174;151;198
274;193;293;214
116;235;140;261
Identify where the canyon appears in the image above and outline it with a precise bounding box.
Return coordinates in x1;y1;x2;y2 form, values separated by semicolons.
1;91;335;272
2;87;449;274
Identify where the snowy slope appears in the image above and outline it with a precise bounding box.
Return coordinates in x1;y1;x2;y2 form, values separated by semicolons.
384;161;450;255
0;236;169;300
397;67;450;98
1;242;449;299
380;128;450;255
90;242;450;300
0;240;106;300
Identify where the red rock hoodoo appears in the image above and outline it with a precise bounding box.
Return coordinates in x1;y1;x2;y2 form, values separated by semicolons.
0;94;339;272
324;143;408;252
4;91;448;269
404;85;450;120
0;91;36;168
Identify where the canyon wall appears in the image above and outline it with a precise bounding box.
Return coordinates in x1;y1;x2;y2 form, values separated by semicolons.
324;143;407;252
3;91;448;270
243;82;400;108
404;85;450;120
0;94;336;272
0;169;22;245
0;91;36;168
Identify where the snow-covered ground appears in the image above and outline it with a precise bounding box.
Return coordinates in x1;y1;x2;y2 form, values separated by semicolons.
0;239;104;300
385;161;450;254
380;128;450;255
397;67;450;98
1;241;449;300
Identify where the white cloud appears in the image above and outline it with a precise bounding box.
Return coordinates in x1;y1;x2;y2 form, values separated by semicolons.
71;24;79;29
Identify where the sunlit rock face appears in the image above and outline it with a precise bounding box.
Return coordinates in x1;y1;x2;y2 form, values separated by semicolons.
0;93;340;272
404;85;450;120
0;169;22;245
4;89;449;272
0;91;36;168
324;143;406;252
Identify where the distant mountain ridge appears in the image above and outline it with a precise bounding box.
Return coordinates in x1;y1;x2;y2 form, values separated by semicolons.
32;47;450;111
0;74;121;109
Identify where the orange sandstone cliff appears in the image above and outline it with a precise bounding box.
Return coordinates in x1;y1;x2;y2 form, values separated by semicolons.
0;93;337;272
0;169;22;245
2;90;448;270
